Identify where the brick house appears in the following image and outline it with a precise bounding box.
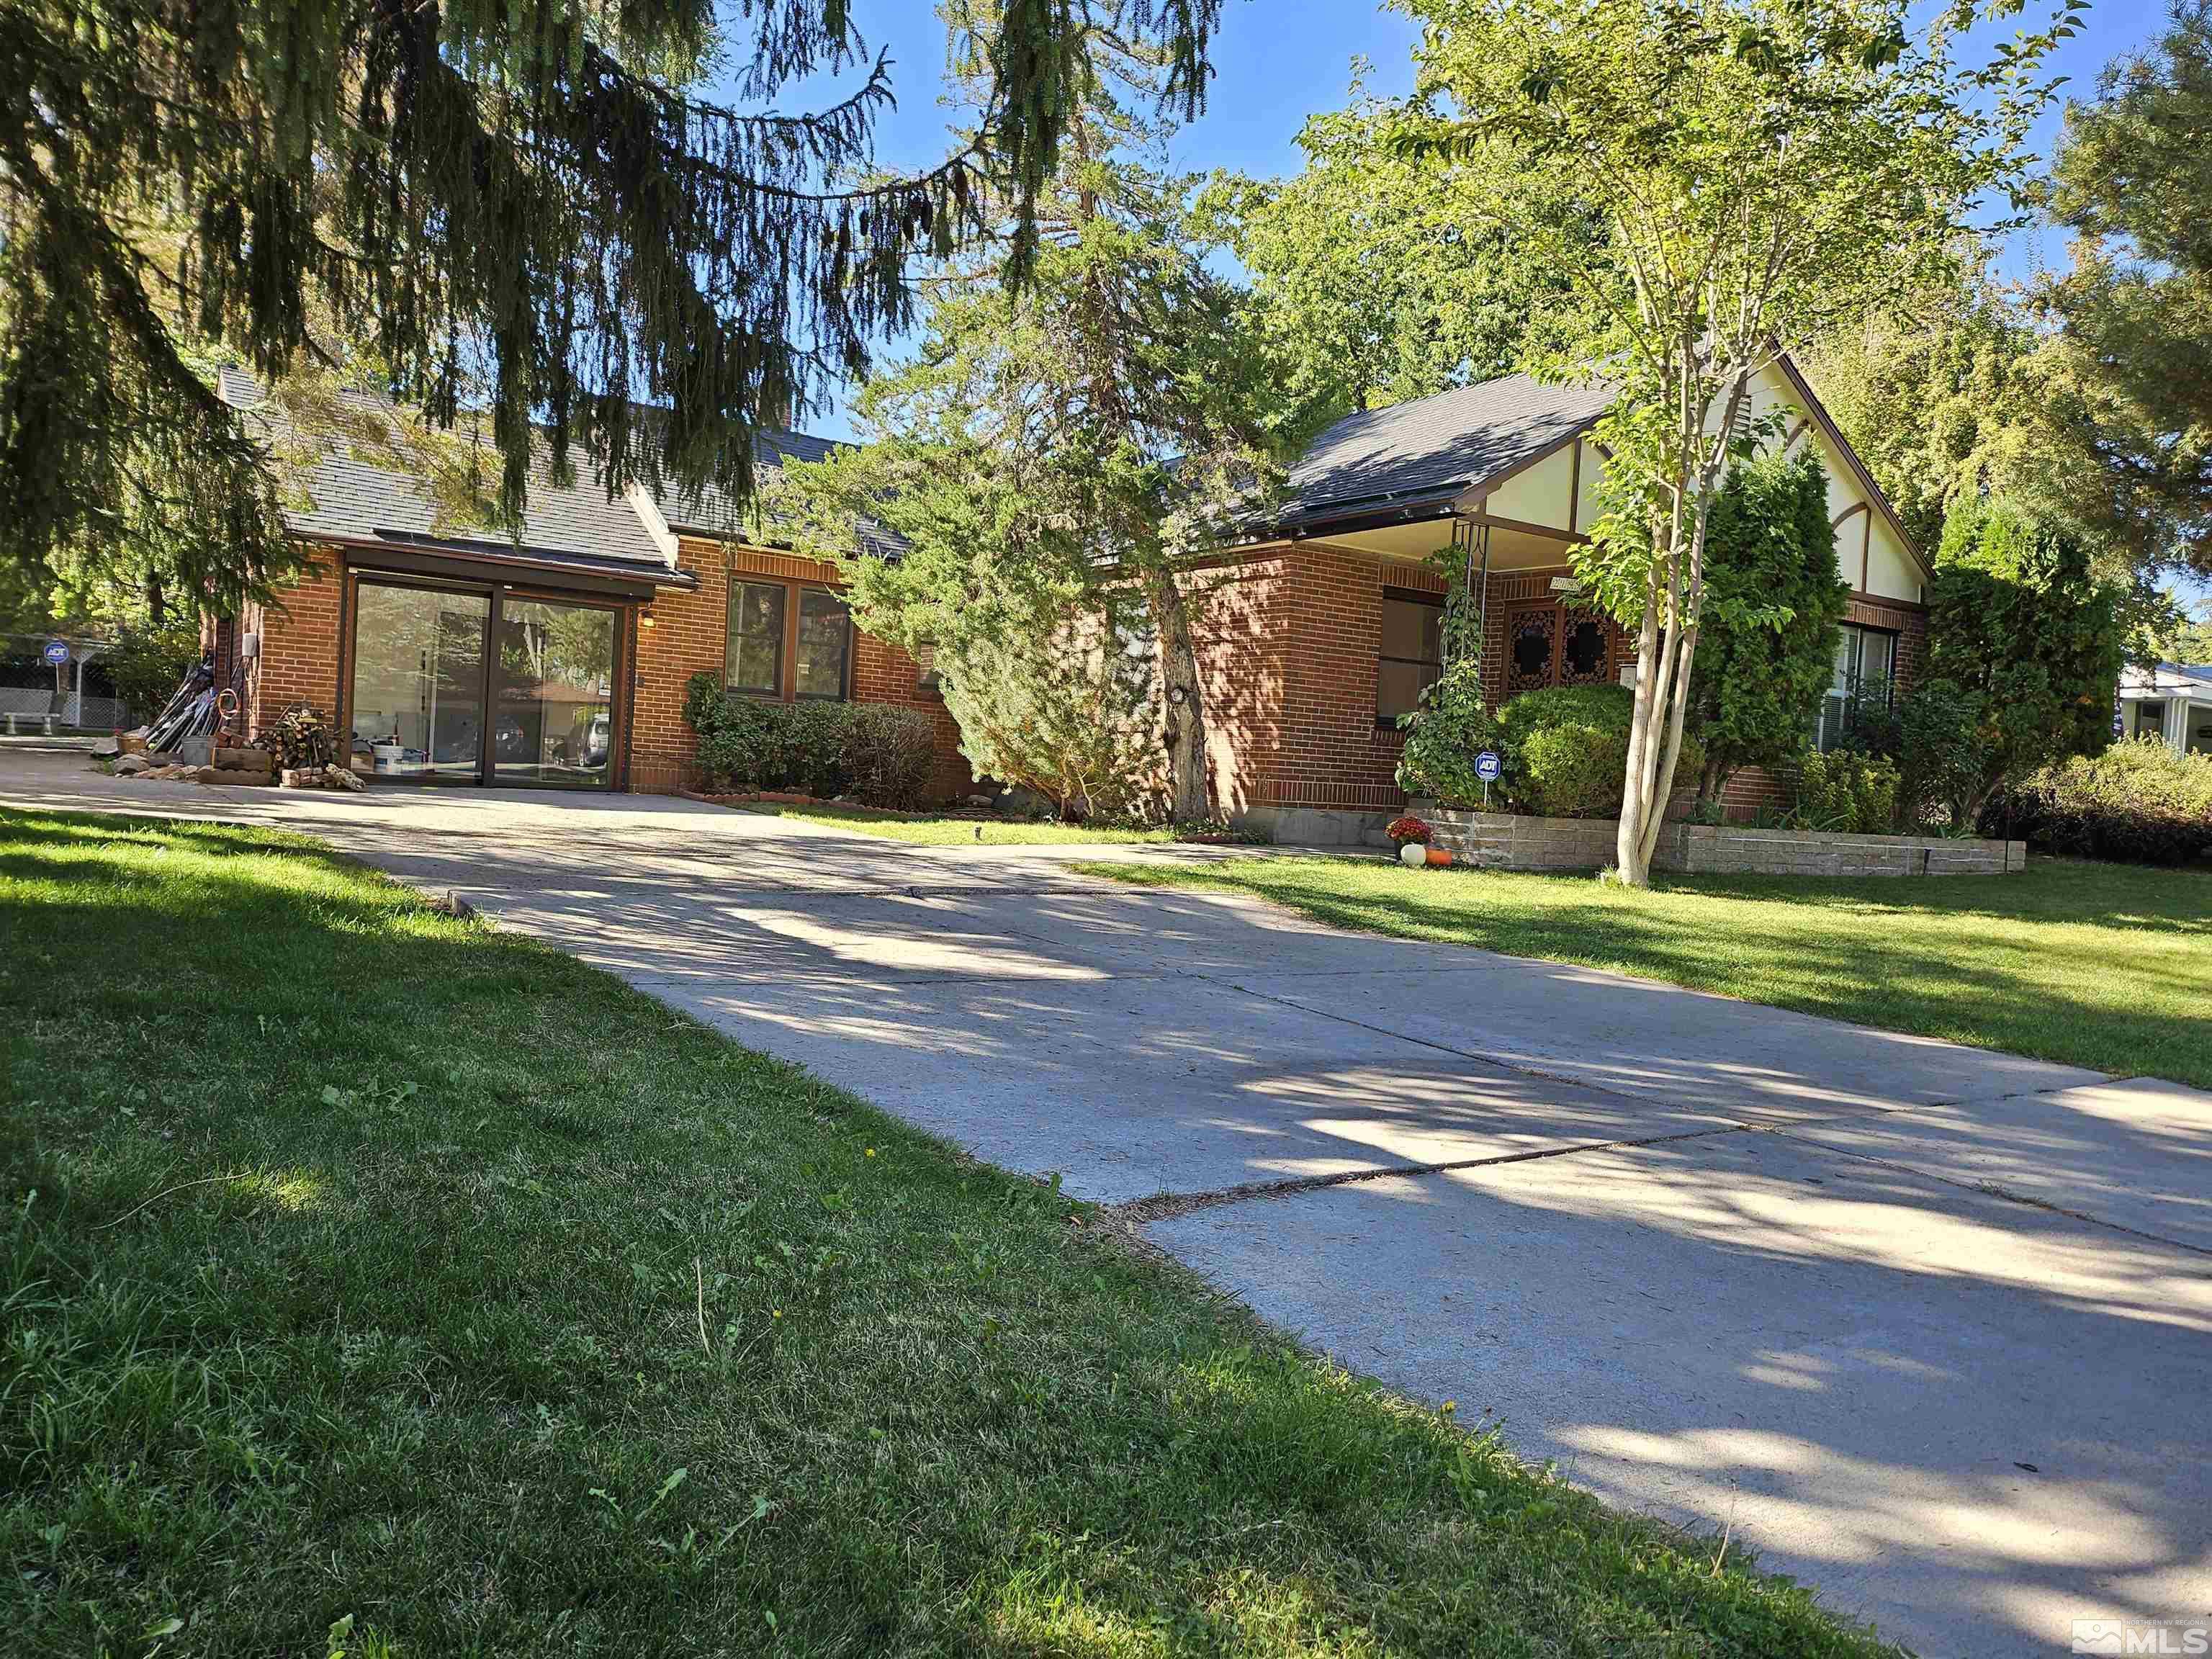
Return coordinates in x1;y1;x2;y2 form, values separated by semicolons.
210;369;968;798
1185;356;1929;842
213;355;1920;827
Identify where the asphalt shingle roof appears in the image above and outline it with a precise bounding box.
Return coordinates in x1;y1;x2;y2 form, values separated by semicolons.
218;367;672;570
1283;374;1615;526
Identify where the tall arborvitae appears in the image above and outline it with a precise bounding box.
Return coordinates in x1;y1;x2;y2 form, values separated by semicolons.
0;0;1219;608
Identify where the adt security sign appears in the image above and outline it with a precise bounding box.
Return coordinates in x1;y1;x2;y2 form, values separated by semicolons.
41;639;71;667
1474;750;1502;783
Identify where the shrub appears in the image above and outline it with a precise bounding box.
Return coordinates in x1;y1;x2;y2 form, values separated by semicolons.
1929;499;2126;813
1689;446;1850;803
681;671;940;807
1991;739;2212;866
1500;685;1703;820
844;704;938;809
1894;678;1986;829
1402;677;1704;819
1395;659;1505;805
1786;748;1900;835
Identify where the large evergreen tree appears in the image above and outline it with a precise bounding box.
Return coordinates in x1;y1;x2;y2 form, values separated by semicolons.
776;41;1283;823
0;0;1220;611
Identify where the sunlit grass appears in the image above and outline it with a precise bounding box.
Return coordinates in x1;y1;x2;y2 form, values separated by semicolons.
1;806;1900;1656
1079;854;2212;1087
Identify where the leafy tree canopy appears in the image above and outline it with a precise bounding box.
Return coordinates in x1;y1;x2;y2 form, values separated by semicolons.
0;0;1221;611
2043;0;2212;576
1198;79;1592;426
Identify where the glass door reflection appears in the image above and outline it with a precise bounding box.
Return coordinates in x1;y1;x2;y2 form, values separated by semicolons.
493;598;616;788
349;583;490;782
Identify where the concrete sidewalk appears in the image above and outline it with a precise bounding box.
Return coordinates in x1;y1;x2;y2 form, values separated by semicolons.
5;749;2208;1656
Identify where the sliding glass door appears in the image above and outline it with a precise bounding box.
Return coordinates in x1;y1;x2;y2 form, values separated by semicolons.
349;583;492;782
492;598;616;788
349;578;620;788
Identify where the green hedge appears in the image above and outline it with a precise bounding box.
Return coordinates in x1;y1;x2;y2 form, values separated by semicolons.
682;673;938;808
1784;748;1900;835
1992;739;2212;866
1398;680;1701;820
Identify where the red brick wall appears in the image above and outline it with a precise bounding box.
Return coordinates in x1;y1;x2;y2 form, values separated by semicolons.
1186;548;1938;829
238;547;346;739
229;539;969;799
1187;554;1290;817
628;537;971;799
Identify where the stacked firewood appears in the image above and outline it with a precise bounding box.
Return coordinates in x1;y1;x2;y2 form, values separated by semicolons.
254;703;336;772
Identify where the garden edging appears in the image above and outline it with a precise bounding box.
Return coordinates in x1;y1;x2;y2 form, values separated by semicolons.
1409;801;2026;876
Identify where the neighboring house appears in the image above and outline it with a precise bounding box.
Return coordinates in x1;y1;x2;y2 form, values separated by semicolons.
2118;663;2212;757
213;355;1922;827
207;369;968;797
1185;356;1930;842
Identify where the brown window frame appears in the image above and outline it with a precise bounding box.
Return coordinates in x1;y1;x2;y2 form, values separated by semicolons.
1376;586;1447;731
725;575;853;704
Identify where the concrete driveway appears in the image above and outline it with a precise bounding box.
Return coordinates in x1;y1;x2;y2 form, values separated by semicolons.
7;745;2209;1657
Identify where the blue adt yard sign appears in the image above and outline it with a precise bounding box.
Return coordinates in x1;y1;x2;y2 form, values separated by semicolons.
41;639;71;667
1474;750;1502;783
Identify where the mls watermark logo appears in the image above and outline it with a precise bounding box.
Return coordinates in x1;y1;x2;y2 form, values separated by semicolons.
2072;1618;2212;1655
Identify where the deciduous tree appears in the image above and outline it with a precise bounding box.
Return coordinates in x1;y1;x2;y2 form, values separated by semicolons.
1393;0;2077;884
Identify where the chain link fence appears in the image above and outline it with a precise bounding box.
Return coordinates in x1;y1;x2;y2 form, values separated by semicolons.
1;632;136;732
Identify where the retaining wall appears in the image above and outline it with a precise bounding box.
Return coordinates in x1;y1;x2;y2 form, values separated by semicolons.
1410;801;2026;877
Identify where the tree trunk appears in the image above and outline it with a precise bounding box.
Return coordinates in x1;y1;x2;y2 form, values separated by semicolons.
1614;367;1752;886
1145;568;1210;823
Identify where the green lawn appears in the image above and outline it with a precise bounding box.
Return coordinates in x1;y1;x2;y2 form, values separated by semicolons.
1081;854;2212;1088
0;807;1896;1658
738;801;1179;845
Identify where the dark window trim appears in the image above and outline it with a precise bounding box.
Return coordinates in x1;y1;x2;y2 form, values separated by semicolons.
793;587;855;703
1376;586;1447;732
725;572;853;705
343;568;629;790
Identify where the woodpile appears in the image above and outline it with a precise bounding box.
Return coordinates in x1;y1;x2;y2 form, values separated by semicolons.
112;723;363;792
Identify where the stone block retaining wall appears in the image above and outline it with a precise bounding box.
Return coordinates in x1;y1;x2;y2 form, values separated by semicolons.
1410;801;2026;877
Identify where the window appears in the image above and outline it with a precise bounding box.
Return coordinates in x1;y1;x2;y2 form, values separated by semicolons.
1816;623;1897;750
727;576;853;703
2132;701;2167;742
795;589;852;700
727;580;786;695
1377;589;1445;727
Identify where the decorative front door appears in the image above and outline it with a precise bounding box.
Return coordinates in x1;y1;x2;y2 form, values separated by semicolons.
1503;600;1615;693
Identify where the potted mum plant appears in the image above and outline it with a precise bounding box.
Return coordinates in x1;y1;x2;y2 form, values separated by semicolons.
1388;814;1448;867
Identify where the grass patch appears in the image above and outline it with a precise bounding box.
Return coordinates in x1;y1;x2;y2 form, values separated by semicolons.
1;807;1898;1657
1079;853;2212;1088
739;800;1179;845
